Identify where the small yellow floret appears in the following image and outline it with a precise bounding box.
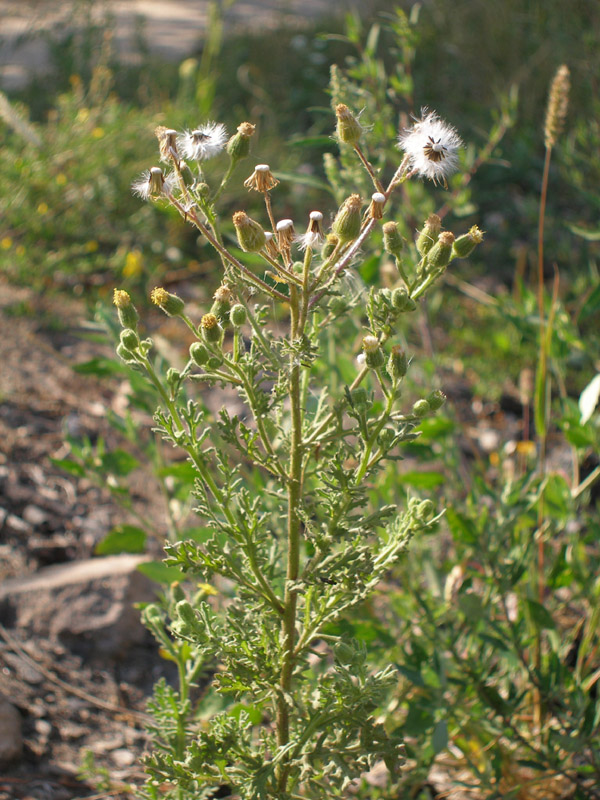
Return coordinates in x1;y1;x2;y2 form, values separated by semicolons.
151;287;169;307
113;289;131;308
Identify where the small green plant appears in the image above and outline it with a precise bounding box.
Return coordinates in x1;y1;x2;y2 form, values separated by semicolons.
113;98;482;799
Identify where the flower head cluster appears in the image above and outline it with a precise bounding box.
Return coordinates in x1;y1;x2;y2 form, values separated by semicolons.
177;122;228;162
398;109;462;185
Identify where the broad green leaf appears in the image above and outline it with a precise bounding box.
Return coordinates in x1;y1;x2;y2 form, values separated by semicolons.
74;357;126;377
95;525;147;555
50;457;85;477
399;470;445;489
101;449;139;476
137;560;185;584
432;719;448;754
526;599;556;630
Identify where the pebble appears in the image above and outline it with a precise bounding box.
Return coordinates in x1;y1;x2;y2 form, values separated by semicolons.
0;697;23;763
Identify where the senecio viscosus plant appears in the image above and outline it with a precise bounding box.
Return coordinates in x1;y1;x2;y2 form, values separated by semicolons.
113;106;483;799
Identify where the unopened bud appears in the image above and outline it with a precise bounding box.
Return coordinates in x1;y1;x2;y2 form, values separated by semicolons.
113;289;139;330
200;313;222;344
428;231;455;269
190;342;210;366
368;192;386;220
427;389;446;410
150;287;185;316
211;285;233;326
232;211;266;253
335;103;363;146
321;234;340;260
116;342;136;363
452;226;484;259
387;345;408;381
416;214;442;256
226;121;256;161
415;499;435;522
166;367;181;386
332;194;362;243
382;221;404;257
229;303;246;327
351;387;368;412
412;398;430;417
120;328;139;351
391;287;409;311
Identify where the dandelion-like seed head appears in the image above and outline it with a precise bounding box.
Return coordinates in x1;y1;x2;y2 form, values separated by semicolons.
155;126;180;163
244;164;279;193
399;109;462;185
368;192;386;220
276;218;295;251
132;167;163;200
296;210;324;251
177;122;227;161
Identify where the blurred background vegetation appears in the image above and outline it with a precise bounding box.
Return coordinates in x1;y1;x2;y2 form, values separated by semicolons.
2;0;600;797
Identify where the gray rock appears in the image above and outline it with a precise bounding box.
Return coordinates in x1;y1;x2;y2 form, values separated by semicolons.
0;554;155;659
0;697;23;764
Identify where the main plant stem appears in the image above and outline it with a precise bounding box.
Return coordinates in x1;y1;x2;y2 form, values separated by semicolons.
276;285;304;793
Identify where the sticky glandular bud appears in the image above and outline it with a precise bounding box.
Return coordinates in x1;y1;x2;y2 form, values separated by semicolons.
387;345;408;381
120;328;139;351
382;221;404;258
428;231;455;270
332;194;362;244
452;226;484;259
190;342;210;366
335;103;362;146
226;121;256;162
166;368;181;386
391;287;409;311
427;389;446;411
416;214;442;256
232;211;267;253
412;399;431;417
230;303;247;327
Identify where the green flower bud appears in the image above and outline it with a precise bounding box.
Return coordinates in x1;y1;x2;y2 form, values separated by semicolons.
415;499;435;522
387;346;408;381
116;342;136;363
230;303;247;327
150;287;185;317
335;103;363;146
366;349;385;369
120;328;139;351
210;285;234;326
332;194;362;243
321;234;340;260
232;211;266;253
416;214;442;256
207;355;223;369
113;289;139;330
427;389;446;410
190;341;210;366
351;387;369;413
201;313;222;344
412;398;431;417
226;121;255;162
391;286;409;311
452;225;484;259
428;231;455;270
382;221;405;258
334;640;355;664
166;367;181;386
